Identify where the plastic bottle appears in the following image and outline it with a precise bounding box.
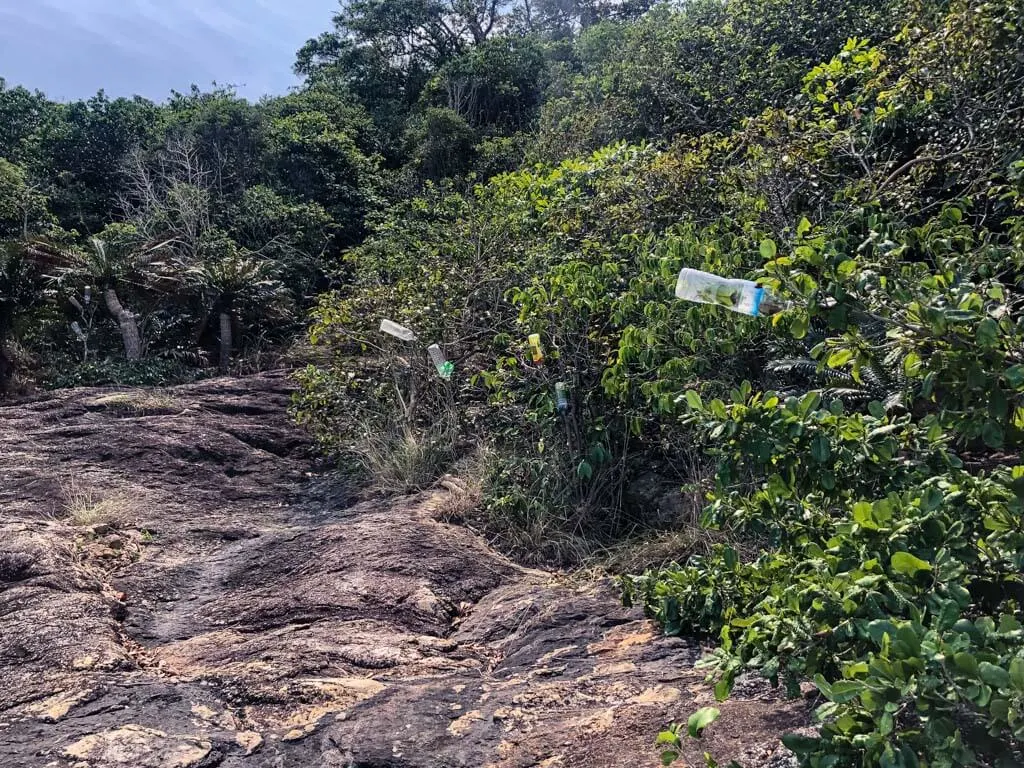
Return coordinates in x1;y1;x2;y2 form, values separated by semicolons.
555;382;569;413
427;344;454;379
379;318;417;341
528;334;544;364
675;268;766;317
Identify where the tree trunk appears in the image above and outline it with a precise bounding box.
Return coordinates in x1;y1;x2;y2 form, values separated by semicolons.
103;287;142;361
218;311;232;372
192;304;210;345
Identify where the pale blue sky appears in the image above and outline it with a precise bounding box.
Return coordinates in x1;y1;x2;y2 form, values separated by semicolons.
0;0;341;102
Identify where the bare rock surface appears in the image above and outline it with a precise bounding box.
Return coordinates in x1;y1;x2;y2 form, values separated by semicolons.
0;373;807;767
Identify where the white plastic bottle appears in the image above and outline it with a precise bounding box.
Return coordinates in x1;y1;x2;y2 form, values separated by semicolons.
675;268;766;317
379;319;417;341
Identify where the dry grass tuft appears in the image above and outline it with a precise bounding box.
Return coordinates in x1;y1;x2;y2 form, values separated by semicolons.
599;527;723;575
59;477;139;527
89;392;182;415
354;414;460;495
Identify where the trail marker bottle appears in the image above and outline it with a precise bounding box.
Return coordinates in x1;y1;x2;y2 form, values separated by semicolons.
555;382;569;413
379;318;417;341
528;334;544;365
675;268;769;317
427;344;454;379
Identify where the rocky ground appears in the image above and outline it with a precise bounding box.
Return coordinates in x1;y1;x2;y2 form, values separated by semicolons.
0;373;808;767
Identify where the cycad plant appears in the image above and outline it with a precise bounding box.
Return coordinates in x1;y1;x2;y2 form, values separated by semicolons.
185;245;287;371
73;238;143;360
766;348;908;410
45;236;169;361
765;313;908;410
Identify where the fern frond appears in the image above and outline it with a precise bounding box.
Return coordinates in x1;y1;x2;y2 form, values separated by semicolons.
766;358;820;375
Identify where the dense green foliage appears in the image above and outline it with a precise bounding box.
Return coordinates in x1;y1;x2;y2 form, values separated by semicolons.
292;0;1024;765
0;81;384;387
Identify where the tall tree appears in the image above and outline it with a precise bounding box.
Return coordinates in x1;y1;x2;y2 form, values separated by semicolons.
39;92;160;234
0;159;50;239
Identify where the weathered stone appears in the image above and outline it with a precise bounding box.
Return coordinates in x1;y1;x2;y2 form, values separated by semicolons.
63;725;211;767
0;374;808;767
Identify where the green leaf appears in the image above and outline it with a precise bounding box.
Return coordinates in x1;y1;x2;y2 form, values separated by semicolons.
989;698;1010;722
937;600;960;631
867;620;898;645
576;460;594;481
890;551;931;576
921;487;944;512
714;675;734;701
799;391;822;415
685;390;704;411
760;239;777;260
896;625;921;656
879;711;895;736
976;317;999;348
852;501;878;529
979;662;1011;689
687;707;721;738
661;750;679;766
837;259;858;277
982;420;1004;449
828;680;864;703
903;352;922;377
1009;658;1024;691
810;434;831;463
1005;365;1024;389
781;733;820;753
954;652;979;675
791;316;809;339
827;349;853;368
922;371;936;398
813;674;832;698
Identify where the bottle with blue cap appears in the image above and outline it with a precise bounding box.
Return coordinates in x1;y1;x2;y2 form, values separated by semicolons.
675;268;783;317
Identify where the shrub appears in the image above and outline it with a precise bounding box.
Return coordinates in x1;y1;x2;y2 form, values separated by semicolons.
626;199;1024;767
45;358;202;389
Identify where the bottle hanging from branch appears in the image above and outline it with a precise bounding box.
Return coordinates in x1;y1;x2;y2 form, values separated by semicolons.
528;334;544;365
555;381;569;414
427;344;454;379
675;268;783;317
380;318;417;342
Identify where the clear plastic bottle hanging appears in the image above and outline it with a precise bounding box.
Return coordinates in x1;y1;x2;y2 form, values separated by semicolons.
379;318;417;342
427;344;454;379
528;333;545;365
675;268;768;317
554;381;569;413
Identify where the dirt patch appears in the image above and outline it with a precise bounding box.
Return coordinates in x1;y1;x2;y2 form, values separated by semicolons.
0;373;808;767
